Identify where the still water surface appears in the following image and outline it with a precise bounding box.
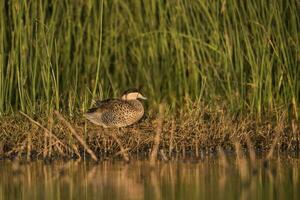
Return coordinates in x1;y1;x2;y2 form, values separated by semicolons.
0;158;299;200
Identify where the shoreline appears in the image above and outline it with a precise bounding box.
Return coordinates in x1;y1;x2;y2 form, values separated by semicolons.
1;111;299;161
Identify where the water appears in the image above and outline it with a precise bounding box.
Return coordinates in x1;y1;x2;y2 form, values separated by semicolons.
0;158;299;200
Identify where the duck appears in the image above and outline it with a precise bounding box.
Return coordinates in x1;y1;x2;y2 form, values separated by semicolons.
84;89;147;128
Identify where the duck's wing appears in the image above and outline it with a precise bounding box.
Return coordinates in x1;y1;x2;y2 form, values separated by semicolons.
94;99;114;107
84;99;123;126
86;99;121;113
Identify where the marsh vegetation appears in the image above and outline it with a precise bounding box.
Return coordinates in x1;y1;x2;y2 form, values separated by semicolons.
1;1;300;199
0;0;299;160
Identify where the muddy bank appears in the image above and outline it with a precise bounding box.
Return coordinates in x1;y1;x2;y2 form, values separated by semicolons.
0;110;299;161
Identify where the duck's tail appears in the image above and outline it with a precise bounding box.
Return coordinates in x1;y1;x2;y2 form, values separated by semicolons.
83;111;103;126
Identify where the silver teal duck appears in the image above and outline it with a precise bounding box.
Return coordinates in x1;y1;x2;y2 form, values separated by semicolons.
84;89;147;128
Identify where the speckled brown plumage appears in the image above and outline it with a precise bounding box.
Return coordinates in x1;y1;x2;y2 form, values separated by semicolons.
84;91;146;128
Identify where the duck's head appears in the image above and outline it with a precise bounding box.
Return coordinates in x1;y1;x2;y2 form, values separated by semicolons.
121;89;147;101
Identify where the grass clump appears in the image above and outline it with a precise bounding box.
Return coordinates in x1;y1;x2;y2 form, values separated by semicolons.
0;106;299;161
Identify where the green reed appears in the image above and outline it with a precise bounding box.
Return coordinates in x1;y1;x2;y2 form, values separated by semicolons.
0;0;299;120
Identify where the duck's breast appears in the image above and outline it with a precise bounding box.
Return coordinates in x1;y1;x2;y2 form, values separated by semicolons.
108;100;144;127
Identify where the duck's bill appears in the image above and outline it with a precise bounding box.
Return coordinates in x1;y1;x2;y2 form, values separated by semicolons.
138;95;147;100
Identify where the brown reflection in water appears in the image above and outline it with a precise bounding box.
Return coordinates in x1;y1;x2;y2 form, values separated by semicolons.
0;158;300;200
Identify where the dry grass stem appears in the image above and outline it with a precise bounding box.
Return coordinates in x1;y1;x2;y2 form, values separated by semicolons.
246;135;256;163
150;105;164;164
54;111;98;162
266;120;284;160
19;111;67;152
109;131;130;162
218;147;228;169
168;119;175;158
160;150;168;161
